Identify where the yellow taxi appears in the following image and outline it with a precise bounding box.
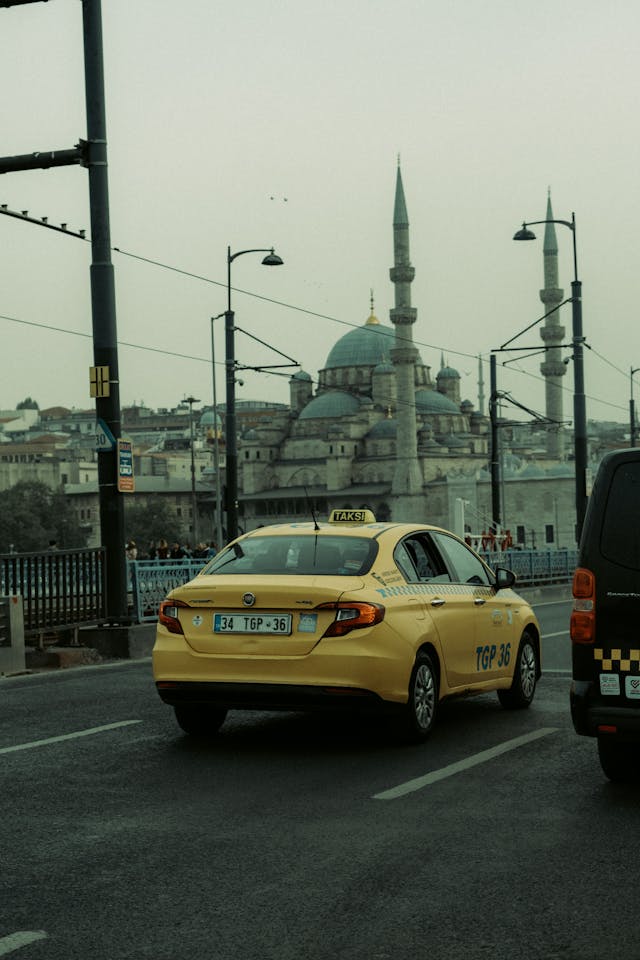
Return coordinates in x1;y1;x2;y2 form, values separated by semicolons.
153;510;541;741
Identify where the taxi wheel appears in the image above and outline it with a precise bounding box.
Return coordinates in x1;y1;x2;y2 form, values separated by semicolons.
597;736;640;783
497;632;538;709
401;651;438;743
174;705;228;736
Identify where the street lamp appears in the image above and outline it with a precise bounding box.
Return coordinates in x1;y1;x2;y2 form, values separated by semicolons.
513;212;588;541
184;395;200;545
225;245;284;543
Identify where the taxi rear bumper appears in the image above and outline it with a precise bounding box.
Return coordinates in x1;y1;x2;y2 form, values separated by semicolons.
156;680;385;712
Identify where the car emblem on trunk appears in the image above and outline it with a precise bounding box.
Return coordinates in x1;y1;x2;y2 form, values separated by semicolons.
242;592;256;607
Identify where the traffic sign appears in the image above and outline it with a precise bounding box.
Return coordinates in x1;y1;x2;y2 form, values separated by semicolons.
89;365;110;398
95;418;116;452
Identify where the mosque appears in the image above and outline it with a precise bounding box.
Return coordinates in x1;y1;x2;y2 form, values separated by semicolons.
233;167;576;546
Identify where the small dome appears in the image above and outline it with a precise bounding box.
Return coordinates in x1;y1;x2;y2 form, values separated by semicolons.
199;409;222;428
437;365;460;380
367;418;398;438
439;433;466;448
243;428;259;441
373;362;394;374
299;390;361;420
415;389;460;414
291;369;312;382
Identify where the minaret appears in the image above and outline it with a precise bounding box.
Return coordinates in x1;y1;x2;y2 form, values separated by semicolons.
390;162;422;507
539;192;566;458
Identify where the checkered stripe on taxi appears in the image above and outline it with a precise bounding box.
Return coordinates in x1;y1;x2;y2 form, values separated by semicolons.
594;648;640;672
374;582;494;599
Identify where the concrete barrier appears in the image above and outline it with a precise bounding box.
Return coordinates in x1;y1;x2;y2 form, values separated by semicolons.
0;595;26;675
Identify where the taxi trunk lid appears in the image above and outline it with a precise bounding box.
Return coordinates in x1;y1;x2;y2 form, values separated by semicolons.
174;575;365;655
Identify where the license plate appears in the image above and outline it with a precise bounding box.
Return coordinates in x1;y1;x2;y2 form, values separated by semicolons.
213;613;292;635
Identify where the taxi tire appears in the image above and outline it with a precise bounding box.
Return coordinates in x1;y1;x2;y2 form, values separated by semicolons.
400;651;438;743
174;704;228;737
497;632;538;710
597;736;640;783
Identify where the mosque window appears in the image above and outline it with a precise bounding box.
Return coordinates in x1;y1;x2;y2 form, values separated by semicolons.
545;524;555;544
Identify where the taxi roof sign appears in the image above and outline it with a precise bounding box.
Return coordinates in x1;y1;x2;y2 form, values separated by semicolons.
329;509;376;525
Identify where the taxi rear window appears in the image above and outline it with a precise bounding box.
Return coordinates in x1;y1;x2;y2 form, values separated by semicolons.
202;535;377;576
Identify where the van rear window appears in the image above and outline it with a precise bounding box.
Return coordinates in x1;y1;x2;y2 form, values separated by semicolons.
601;461;640;569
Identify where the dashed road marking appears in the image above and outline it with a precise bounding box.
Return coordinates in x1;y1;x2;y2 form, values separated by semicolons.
0;720;141;756
0;931;47;955
373;727;558;799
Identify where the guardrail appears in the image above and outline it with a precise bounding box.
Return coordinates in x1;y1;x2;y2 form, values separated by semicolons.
0;548;106;636
480;547;578;584
129;558;206;623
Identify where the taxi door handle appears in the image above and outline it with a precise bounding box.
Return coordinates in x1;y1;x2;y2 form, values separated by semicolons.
430;598;445;607
474;597;486;606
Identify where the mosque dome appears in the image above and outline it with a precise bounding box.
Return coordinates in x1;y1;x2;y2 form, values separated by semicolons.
437;365;460;380
298;390;361;420
367;418;398;438
199;409;222;429
415;389;460;415
324;309;395;369
243;428;259;441
291;369;312;382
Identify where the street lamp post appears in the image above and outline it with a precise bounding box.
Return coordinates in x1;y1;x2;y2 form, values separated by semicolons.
184;395;200;545
630;367;640;447
225;245;283;543
210;314;224;549
513;211;588;542
489;353;501;530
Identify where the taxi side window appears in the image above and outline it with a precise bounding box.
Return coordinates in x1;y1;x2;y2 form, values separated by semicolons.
429;532;491;586
394;535;450;583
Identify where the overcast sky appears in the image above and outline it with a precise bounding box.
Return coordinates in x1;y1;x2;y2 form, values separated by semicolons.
1;0;639;427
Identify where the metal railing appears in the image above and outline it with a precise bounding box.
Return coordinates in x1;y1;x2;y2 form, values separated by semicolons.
129;558;207;623
0;548;106;635
480;547;578;585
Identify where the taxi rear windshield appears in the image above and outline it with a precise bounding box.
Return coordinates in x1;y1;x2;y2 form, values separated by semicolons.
202;535;377;576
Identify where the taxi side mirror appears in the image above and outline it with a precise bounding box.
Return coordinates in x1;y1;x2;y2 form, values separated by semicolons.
494;567;516;591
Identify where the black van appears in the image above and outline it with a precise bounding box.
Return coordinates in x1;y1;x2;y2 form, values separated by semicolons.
570;449;640;781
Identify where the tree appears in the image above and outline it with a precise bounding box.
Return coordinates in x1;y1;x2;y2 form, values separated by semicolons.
0;481;88;553
124;499;182;557
16;397;39;410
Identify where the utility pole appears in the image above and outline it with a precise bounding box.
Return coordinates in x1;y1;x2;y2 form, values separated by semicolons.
0;0;127;622
184;396;200;545
489;353;501;532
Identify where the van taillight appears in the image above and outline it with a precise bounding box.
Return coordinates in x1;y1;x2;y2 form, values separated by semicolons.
570;567;595;644
158;599;187;635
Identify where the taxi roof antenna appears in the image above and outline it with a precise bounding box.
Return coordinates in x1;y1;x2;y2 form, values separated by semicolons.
304;486;320;531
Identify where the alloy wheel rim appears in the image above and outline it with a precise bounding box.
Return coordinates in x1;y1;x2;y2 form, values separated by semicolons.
414;663;435;729
520;643;536;698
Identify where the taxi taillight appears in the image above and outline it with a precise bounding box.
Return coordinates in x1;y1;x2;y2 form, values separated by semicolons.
318;601;385;637
158;599;187;635
570;567;595;644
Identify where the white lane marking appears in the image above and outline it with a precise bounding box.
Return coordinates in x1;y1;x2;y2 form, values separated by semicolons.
373;727;558;800
542;630;569;639
0;931;47;955
0;720;141;756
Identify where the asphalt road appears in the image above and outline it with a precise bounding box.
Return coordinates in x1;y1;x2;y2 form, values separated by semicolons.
3;594;640;960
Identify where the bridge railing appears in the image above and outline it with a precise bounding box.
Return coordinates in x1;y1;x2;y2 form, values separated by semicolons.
0;548;106;636
1;547;578;636
479;547;578;585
